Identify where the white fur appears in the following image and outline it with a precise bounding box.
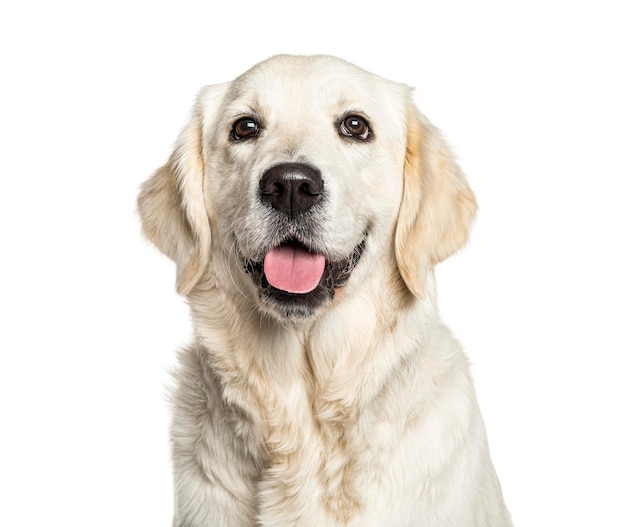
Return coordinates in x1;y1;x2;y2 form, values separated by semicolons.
138;54;512;526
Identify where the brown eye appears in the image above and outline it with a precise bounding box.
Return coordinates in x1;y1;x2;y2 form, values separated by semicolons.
231;117;261;141
339;115;371;140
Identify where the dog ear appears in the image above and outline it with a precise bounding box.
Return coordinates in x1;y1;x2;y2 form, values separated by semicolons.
138;84;228;295
395;104;478;298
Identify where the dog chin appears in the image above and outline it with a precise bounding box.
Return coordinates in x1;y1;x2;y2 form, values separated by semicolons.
243;237;366;321
258;283;334;320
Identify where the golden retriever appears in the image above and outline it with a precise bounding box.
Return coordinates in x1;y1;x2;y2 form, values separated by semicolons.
138;55;512;526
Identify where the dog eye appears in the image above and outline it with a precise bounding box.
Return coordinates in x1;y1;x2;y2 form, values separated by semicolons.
339;115;371;140
231;117;261;141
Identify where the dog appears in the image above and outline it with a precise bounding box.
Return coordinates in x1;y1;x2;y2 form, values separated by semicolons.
138;55;512;527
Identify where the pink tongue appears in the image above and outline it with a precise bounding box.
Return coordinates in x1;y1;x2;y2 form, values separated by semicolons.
264;244;326;294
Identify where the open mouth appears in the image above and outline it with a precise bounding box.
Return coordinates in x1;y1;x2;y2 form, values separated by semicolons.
243;237;366;318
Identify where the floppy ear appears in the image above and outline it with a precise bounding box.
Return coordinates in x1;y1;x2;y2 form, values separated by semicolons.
395;104;478;298
138;84;228;295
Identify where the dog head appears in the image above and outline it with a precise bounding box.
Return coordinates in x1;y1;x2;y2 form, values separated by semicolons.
138;55;476;321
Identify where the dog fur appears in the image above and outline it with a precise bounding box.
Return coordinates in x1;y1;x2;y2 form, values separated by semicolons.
138;54;511;526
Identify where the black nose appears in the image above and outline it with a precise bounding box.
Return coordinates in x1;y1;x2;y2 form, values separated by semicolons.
259;163;324;219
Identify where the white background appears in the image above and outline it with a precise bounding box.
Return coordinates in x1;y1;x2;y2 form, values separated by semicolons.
1;1;624;525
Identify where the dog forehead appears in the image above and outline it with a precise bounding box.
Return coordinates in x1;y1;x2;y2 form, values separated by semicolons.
226;55;408;124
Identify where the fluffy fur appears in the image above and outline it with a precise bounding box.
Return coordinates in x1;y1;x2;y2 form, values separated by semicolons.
138;55;512;526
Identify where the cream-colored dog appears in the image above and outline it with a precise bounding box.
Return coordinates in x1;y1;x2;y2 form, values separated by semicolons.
138;55;512;527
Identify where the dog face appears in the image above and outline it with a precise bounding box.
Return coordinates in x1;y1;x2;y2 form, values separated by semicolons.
209;57;409;319
138;55;476;321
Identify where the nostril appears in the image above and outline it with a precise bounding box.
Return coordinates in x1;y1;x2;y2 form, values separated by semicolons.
263;180;284;197
299;179;322;196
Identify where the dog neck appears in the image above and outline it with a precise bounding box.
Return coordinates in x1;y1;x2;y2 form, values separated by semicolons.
186;253;439;414
185;259;442;521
